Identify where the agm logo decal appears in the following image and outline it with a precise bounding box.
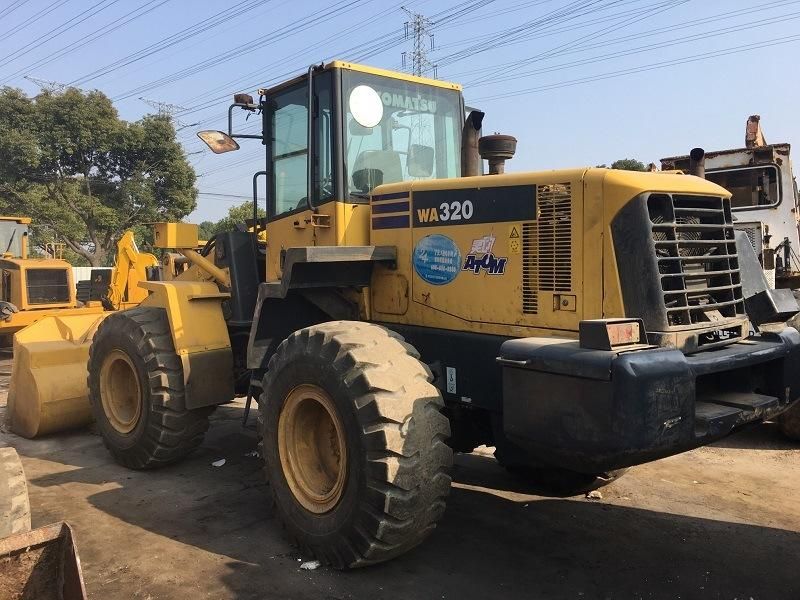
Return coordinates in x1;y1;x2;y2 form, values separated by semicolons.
462;235;507;275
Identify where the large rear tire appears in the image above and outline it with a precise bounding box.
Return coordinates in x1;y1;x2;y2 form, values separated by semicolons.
260;321;452;569
88;307;212;469
0;447;30;537
779;402;800;441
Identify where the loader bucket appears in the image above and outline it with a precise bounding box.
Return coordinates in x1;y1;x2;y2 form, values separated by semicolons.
7;314;109;439
0;522;88;599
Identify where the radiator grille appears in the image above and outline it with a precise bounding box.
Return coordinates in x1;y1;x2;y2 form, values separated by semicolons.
522;222;538;314
537;183;572;292
648;194;744;326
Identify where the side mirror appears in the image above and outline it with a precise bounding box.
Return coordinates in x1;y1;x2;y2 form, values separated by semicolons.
408;144;434;178
348;119;373;137
197;130;240;154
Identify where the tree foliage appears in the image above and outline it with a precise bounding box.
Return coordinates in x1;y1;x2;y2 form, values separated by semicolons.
199;201;265;240
0;87;197;266
597;158;649;172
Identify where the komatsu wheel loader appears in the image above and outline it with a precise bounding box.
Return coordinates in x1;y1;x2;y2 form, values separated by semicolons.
49;61;800;568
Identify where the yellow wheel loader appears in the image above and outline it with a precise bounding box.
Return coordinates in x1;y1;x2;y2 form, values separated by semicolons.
0;217;105;341
5;230;158;439
66;61;800;568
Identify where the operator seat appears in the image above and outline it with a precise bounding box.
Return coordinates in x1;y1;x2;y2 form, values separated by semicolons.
352;150;403;192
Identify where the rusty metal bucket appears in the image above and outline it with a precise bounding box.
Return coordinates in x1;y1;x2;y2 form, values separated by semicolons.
0;521;87;600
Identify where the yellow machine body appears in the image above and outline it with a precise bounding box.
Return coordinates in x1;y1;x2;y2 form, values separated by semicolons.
0;257;104;337
364;168;731;336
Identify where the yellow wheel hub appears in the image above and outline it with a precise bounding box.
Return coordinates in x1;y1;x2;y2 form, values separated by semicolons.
278;384;347;514
99;349;143;434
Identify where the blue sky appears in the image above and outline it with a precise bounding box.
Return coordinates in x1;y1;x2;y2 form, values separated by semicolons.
1;0;798;222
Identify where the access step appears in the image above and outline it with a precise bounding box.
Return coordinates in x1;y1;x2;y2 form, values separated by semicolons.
694;392;779;438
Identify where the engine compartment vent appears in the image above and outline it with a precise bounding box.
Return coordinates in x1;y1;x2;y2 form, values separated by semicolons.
522;222;538;314
521;183;573;314
537;183;572;292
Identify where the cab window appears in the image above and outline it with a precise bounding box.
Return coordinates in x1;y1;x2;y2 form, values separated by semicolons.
269;72;333;218
342;71;462;199
706;165;781;210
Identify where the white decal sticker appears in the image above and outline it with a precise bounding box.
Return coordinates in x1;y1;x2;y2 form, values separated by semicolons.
446;367;457;394
469;235;496;255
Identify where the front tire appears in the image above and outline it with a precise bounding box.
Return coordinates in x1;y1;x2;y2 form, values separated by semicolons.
88;307;212;469
260;321;452;568
779;402;800;441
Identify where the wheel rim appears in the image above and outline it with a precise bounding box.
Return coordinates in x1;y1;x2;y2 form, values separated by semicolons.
277;384;347;514
99;349;143;434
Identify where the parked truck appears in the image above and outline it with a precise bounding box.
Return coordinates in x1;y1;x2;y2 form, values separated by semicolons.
661;115;799;289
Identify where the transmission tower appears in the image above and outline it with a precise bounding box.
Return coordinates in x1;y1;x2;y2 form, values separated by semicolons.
401;7;437;78
24;75;70;92
139;97;196;129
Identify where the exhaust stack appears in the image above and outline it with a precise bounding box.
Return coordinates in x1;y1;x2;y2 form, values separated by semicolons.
479;134;517;175
461;110;485;177
688;147;705;179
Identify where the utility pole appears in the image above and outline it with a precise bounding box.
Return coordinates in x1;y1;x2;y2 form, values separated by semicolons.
401;7;437;78
138;97;197;129
24;75;70;92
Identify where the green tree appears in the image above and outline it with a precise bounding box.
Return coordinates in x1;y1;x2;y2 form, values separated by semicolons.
607;158;648;172
0;87;197;266
208;201;265;235
198;220;216;242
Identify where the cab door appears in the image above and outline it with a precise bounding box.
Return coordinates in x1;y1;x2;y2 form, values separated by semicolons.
265;71;336;281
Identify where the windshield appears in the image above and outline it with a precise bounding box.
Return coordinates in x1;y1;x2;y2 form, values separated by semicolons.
342;71;462;198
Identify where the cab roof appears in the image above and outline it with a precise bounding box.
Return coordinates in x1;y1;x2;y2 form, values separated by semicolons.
258;60;462;96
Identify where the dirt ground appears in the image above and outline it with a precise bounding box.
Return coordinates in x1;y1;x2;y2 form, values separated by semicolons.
1;348;798;600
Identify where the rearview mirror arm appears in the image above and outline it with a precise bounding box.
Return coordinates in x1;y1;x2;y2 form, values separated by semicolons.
228;103;263;140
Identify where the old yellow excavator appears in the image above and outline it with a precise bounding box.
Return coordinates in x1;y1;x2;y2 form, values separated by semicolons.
10;61;800;569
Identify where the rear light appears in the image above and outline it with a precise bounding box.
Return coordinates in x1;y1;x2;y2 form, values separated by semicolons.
579;319;647;351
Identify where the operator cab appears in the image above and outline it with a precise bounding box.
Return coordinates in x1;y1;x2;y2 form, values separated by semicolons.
197;61;465;280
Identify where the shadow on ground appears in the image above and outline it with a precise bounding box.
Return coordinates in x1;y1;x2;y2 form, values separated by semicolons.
15;405;800;600
709;421;797;451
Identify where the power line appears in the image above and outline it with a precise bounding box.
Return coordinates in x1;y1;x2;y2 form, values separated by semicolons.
446;0;800;80
177;0;488;126
464;0;688;86
0;0;123;70
0;0;31;21
68;0;276;86
469;33;800;102
111;0;369;101
0;0;70;42
467;8;800;88
1;0;173;84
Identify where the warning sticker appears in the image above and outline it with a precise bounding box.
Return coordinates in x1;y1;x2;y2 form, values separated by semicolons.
508;224;521;255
